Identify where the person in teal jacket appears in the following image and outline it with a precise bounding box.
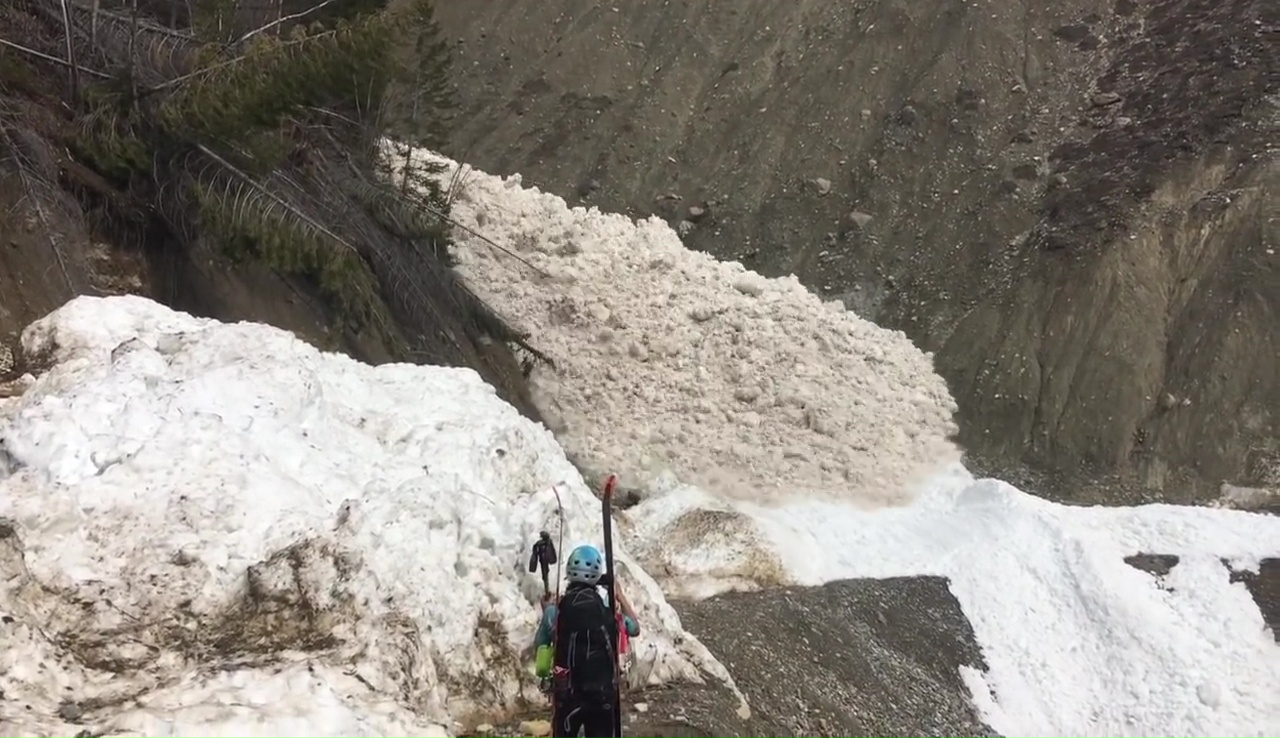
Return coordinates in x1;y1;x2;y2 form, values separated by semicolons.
534;544;640;738
534;545;641;667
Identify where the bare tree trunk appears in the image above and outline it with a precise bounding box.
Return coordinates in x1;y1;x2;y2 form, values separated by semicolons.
58;0;81;105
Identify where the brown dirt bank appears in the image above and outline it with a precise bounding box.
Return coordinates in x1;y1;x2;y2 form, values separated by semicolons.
433;0;1279;505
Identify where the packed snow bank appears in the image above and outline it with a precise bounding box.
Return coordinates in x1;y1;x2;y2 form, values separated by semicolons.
632;465;1280;737
409;152;959;506
0;296;730;737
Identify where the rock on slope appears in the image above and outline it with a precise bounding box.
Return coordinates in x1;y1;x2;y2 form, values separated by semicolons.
0;296;727;736
432;0;1279;504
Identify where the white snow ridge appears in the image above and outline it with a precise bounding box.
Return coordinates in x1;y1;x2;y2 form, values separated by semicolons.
430;153;959;506
0;296;728;737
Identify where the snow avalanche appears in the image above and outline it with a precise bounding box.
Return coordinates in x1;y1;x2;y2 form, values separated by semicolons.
422;152;1280;737
0;296;729;737
428;153;959;506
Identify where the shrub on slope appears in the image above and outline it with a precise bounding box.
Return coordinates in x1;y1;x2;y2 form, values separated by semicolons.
0;0;541;382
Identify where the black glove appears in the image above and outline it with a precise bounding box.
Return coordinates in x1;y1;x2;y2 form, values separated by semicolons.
596;572;613;587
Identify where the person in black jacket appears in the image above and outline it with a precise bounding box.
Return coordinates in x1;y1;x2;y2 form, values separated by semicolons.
534;544;640;738
529;530;557;596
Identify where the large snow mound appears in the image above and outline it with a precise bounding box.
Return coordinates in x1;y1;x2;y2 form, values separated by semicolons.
414;152;959;506
632;465;1280;737
0;296;729;737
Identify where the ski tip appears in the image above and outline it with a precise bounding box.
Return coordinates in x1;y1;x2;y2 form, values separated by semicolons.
603;473;618;497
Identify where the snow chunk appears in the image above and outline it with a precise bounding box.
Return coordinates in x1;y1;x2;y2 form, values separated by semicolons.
404;150;959;506
0;296;729;736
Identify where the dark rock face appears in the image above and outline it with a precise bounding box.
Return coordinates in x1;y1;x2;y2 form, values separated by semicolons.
1124;553;1181;577
433;0;1279;505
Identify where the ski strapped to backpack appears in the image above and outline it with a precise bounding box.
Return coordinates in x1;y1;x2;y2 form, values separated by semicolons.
551;481;565;602
601;473;623;737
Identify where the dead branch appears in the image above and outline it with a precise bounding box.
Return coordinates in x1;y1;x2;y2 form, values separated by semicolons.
128;0;138;99
424;200;551;279
237;0;339;44
58;0;81;103
53;147;145;216
69;1;196;40
0;123;77;295
138;29;339;98
0;37;112;78
195;142;360;258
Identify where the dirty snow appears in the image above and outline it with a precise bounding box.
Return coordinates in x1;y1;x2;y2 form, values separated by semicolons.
0;296;732;737
418;152;959;506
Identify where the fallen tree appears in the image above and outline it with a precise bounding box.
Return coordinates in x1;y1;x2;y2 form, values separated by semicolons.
0;0;547;375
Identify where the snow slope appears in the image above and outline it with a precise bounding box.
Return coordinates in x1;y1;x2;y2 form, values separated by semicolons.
0;296;730;737
415;152;1280;737
421;153;959;507
633;468;1280;736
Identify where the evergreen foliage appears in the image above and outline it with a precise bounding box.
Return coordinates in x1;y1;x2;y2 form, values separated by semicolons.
0;0;543;364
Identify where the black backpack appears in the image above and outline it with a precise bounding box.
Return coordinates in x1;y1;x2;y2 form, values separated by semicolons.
553;583;618;701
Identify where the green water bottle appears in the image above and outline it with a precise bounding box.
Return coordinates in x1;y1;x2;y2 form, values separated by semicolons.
535;644;553;678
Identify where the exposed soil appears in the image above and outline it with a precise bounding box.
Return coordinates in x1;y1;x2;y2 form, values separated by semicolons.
433;0;1280;505
676;576;994;737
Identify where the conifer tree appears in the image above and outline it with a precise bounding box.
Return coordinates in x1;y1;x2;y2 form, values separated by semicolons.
0;0;543;364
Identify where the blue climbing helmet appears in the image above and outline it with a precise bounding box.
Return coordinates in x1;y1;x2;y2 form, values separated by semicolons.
565;544;604;585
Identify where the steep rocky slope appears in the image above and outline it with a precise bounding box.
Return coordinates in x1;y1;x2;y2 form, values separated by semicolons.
433;0;1279;504
0;0;536;417
0;172;537;416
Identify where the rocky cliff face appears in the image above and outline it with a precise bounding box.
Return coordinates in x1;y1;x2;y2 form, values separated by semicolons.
432;0;1278;503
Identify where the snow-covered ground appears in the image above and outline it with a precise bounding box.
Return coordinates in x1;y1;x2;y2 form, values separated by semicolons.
428;152;1280;737
0;296;732;737
632;468;1280;737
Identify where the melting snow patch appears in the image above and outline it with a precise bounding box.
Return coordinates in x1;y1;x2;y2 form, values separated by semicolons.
407;151;959;506
634;466;1280;736
0;295;729;737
